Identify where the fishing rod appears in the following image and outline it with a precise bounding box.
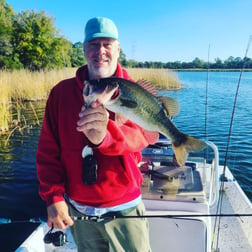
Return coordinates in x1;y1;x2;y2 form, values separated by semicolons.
204;44;210;143
222;34;252;179
71;213;252;221
1;213;252;225
212;34;252;251
0;217;45;224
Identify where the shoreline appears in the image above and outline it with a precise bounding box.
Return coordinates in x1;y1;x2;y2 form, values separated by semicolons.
174;68;252;72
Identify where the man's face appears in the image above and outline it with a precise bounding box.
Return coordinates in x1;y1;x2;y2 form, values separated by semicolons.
84;38;120;80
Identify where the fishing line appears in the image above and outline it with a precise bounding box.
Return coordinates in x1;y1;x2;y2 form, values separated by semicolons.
212;34;252;251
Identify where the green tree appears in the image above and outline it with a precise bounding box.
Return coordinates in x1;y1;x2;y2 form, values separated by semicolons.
243;57;252;68
233;57;243;68
12;10;72;70
192;57;204;68
211;58;223;69
119;48;127;66
71;42;85;67
224;56;235;69
0;0;22;68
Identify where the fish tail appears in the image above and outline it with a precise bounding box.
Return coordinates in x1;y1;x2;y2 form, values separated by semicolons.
172;135;206;166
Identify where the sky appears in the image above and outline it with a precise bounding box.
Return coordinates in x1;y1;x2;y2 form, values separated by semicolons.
6;0;252;63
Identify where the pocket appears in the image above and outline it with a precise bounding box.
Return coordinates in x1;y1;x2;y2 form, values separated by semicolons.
127;201;146;217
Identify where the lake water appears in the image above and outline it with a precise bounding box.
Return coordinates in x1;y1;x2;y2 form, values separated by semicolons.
0;71;251;251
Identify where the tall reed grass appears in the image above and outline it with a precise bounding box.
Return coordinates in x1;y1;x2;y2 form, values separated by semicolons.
0;68;76;132
0;68;181;132
1;68;77;101
127;68;181;90
0;72;11;131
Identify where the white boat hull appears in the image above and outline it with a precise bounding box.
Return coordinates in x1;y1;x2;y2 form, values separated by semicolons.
16;165;252;252
16;139;252;252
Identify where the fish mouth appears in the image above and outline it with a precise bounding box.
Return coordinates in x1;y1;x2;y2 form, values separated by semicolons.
102;85;119;107
110;86;120;101
84;78;119;106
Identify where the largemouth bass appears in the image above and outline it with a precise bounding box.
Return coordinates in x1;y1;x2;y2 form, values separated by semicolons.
83;77;206;165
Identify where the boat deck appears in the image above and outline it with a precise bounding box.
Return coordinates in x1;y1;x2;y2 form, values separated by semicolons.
16;165;252;252
210;166;252;252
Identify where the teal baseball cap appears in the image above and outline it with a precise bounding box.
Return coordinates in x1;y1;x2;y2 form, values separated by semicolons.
84;17;118;44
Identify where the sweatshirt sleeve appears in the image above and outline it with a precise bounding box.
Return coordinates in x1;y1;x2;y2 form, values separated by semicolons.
97;118;159;156
36;89;66;207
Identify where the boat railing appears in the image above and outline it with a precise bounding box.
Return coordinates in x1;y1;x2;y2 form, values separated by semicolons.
205;140;219;208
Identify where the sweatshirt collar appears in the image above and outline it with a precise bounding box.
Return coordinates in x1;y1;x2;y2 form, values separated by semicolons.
75;63;127;91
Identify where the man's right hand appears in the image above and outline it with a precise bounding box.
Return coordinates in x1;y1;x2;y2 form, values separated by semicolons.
47;201;74;229
76;101;109;145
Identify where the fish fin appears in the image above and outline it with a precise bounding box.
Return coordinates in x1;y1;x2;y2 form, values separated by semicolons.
158;96;180;117
172;135;206;166
115;113;128;126
120;97;138;108
136;79;157;96
184;135;207;152
172;144;189;166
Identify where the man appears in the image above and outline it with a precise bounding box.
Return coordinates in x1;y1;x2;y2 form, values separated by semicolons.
37;17;157;251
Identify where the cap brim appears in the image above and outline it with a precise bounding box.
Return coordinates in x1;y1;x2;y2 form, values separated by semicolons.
84;33;118;43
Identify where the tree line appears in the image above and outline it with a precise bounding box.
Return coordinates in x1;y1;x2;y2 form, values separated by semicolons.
1;0;252;71
122;56;252;70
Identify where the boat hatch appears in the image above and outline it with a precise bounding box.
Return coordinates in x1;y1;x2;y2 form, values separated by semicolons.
148;217;207;252
140;140;219;208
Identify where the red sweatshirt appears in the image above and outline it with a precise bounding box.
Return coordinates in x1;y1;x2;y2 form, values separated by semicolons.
36;64;157;207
